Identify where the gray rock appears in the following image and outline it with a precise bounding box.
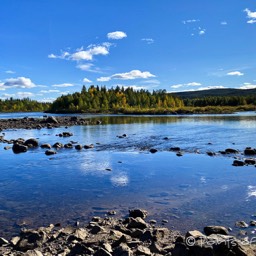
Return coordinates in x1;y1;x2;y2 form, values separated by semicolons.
245;158;256;165
0;237;8;246
136;245;151;255
204;226;229;236
225;148;239;154
127;217;148;230
129;209;148;219
149;148;157;153
235;221;249;228
52;142;63;149
45;116;58;124
113;243;133;256
24;249;44;256
84;144;94;149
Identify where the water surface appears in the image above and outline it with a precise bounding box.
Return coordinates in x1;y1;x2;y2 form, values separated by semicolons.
0;112;256;238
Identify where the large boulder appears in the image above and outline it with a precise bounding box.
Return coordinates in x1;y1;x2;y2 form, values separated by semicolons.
12;143;28;154
45;116;58;124
24;138;39;148
129;209;148;219
244;147;256;155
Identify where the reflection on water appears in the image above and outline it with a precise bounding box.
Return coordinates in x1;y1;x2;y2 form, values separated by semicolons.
0;112;256;238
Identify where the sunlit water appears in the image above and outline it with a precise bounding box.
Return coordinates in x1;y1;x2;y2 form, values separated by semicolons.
0;112;256;238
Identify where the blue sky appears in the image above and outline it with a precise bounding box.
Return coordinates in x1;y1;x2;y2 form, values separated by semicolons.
0;0;256;102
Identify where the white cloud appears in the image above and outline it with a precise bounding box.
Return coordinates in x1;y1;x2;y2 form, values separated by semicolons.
1;93;16;98
97;70;156;82
49;44;111;62
244;8;256;24
76;63;103;73
107;31;127;40
170;85;226;92
5;70;15;74
240;83;256;89
53;83;75;88
82;78;92;83
40;89;60;94
17;92;35;98
71;45;109;61
186;82;202;86
227;71;244;76
123;85;147;90
183;19;200;24
141;38;154;44
170;82;201;89
199;29;206;35
97;77;111;82
142;79;160;85
1;77;36;89
112;70;156;80
221;21;228;25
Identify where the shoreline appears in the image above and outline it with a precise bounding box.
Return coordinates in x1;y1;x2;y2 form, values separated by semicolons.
0;209;255;255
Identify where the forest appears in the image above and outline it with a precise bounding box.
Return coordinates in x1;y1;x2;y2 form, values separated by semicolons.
48;85;256;114
0;98;50;112
0;86;255;113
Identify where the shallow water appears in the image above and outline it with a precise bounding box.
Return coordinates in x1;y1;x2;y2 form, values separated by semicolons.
0;112;256;238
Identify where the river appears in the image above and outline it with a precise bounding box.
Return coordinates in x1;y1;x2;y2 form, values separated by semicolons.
0;112;256;238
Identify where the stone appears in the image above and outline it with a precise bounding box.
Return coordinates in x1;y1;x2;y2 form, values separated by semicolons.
186;230;205;239
170;147;181;151
12;143;28;154
129;209;148;219
64;143;73;149
0;237;8;246
40;143;51;149
225;148;239;154
245;158;256;165
113;243;133;256
233;160;245;166
75;144;83;150
235;221;249;228
204;226;229;236
149;148;157;153
45;150;57;156
24;138;39;148
45;116;58;124
84;144;94;149
244;147;256;155
24;249;44;256
136;245;151;255
249;220;256;226
52;142;63;149
127;217;148;230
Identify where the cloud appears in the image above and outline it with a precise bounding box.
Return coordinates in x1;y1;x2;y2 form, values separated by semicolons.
107;31;127;40
221;21;228;25
40;89;60;94
183;19;200;24
123;85;147;90
49;44;111;62
17;92;35;98
76;63;103;73
37;98;55;103
82;78;92;83
97;70;156;82
170;85;226;93
227;71;244;76
1;77;36;89
199;29;206;35
170;82;201;89
244;8;256;24
141;38;154;44
142;79;160;85
239;83;256;89
53;83;75;88
5;70;15;74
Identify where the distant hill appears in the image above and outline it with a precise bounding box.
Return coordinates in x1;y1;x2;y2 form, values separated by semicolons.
170;88;256;99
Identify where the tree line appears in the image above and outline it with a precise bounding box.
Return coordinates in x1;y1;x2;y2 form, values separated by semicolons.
0;86;255;113
49;85;184;113
0;98;50;112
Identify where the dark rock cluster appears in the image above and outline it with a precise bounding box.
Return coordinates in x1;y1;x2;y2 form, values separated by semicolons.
0;209;255;256
0;116;100;130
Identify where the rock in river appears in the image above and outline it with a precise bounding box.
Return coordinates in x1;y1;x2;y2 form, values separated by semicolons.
12;143;28;154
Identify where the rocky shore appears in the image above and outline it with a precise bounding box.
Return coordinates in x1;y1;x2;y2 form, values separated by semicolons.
0;209;255;256
0;115;101;131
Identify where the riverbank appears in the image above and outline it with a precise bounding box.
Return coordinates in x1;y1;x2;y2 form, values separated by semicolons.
0;115;102;131
0;209;255;256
